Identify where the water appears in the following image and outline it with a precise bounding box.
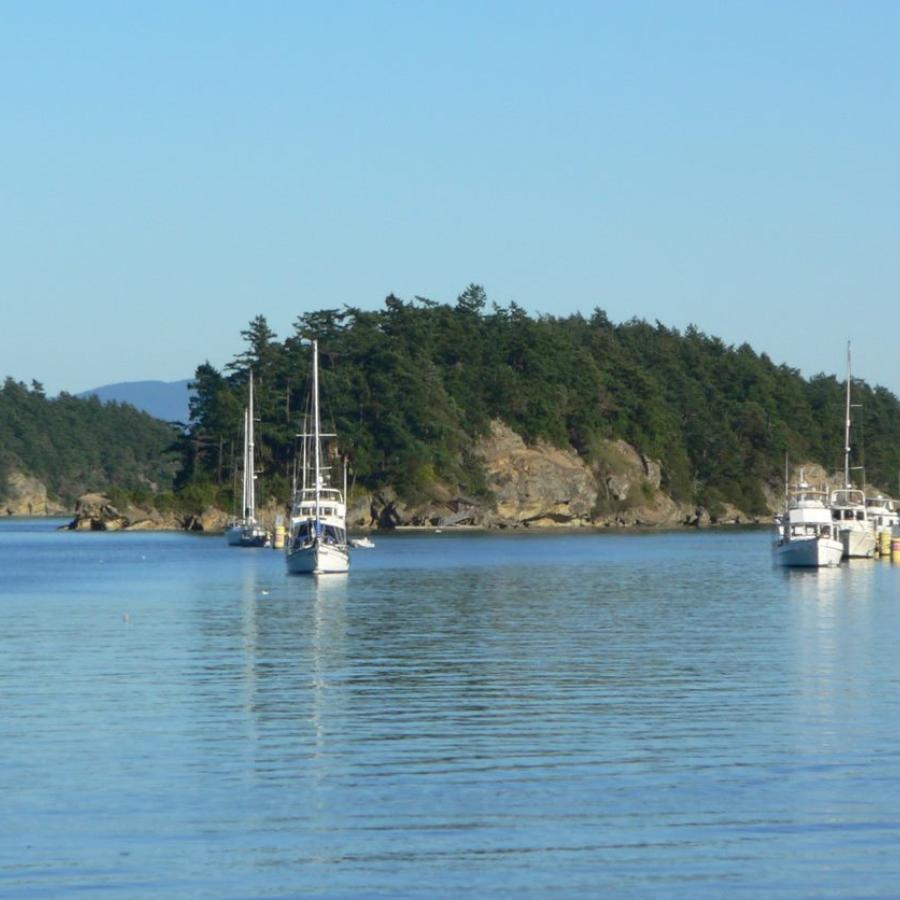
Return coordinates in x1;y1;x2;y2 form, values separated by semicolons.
2;520;900;897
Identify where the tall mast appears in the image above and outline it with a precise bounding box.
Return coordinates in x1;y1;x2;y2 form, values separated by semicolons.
313;340;321;522
300;413;308;492
784;451;789;509
844;341;852;489
248;371;256;521
242;408;249;519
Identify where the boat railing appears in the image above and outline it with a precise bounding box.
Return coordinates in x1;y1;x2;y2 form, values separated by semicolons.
291;487;344;503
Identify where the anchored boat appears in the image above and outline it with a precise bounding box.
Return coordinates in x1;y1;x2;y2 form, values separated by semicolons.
830;342;876;559
285;340;350;575
774;475;843;568
225;372;269;548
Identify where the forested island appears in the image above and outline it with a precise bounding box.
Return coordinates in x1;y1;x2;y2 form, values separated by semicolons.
4;286;900;528
0;378;179;515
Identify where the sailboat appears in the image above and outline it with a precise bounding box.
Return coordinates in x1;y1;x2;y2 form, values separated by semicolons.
285;340;350;575
830;342;876;559
225;372;269;547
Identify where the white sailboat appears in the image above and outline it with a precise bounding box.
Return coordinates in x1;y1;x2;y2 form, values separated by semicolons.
830;342;876;559
774;469;843;568
225;372;269;548
286;340;350;575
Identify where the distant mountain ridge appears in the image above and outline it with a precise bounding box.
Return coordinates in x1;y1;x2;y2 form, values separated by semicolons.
77;379;193;423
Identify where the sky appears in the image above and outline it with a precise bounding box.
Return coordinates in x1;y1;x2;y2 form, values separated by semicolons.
2;1;898;395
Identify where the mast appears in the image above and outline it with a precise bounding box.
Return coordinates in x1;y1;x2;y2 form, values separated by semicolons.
301;413;308;492
248;371;256;522
784;451;789;509
313;340;321;524
844;341;852;489
242;408;249;519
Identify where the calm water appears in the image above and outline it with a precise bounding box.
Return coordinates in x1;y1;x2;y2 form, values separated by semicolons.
2;520;900;897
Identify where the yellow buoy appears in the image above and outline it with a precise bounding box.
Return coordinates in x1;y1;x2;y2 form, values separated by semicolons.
892;536;900;561
273;523;285;550
879;530;892;557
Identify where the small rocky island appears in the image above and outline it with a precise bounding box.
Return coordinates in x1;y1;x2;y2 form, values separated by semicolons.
63;493;229;533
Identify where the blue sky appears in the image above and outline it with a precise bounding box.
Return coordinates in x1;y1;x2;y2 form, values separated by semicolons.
2;1;898;395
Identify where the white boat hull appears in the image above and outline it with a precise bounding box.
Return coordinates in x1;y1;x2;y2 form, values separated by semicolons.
774;536;843;568
839;528;876;559
286;540;350;575
225;524;268;547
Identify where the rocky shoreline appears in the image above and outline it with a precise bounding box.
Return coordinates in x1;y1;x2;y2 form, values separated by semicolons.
58;493;767;535
6;422;782;534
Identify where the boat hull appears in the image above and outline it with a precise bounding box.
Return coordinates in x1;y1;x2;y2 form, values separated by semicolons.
774;536;843;568
225;524;269;547
839;527;877;559
286;540;350;575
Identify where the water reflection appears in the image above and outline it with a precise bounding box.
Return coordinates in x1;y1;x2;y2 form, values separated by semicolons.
786;558;885;785
310;575;348;752
9;523;900;895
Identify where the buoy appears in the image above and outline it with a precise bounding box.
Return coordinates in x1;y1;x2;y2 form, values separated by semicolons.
879;530;892;558
891;536;900;561
273;523;285;550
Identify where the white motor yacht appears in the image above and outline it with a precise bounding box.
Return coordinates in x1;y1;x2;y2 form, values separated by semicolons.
774;481;843;568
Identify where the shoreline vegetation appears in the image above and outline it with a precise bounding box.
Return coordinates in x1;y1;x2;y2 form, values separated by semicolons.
4;288;900;529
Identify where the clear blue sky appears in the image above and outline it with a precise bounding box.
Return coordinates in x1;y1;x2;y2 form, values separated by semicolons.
2;1;898;395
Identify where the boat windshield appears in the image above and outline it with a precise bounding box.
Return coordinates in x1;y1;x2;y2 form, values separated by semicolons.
832;507;866;522
831;489;866;507
790;523;833;538
290;520;347;549
790;489;826;506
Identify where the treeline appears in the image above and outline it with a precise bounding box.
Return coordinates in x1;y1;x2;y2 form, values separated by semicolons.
0;378;179;505
177;286;900;517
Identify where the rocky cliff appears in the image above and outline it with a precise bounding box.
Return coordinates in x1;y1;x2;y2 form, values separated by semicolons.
2;471;68;516
357;421;764;530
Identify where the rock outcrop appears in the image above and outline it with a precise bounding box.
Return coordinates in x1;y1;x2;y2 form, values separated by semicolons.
2;471;67;516
65;493;132;531
65;494;185;531
182;506;231;533
352;422;700;530
65;494;289;534
476;422;598;525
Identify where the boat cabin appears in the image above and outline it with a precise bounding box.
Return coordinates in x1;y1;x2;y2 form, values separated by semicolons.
830;488;868;523
787;522;836;539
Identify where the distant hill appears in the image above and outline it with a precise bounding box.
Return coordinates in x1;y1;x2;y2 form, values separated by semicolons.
77;380;193;423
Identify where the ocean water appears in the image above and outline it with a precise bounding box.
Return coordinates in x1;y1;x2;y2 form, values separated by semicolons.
2;519;900;897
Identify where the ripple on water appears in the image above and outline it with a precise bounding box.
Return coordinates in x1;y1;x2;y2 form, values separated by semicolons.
2;524;900;895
